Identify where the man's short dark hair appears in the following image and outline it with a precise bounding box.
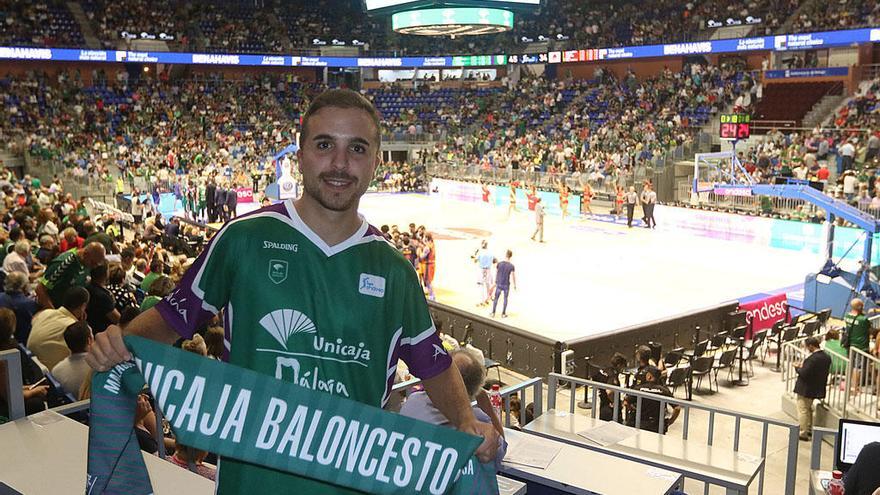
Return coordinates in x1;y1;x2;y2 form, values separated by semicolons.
451;348;486;399
63;321;91;353
121;247;135;262
506;250;513;259
299;89;381;149
90;263;108;283
805;336;821;349
62;286;90;311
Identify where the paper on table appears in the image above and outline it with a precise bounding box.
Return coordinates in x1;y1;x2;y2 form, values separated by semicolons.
504;436;562;469
577;421;639;447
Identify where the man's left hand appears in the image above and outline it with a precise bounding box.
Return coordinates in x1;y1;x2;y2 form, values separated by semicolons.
459;420;500;464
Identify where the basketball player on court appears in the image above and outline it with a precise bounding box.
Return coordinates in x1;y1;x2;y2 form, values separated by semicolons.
480;179;491;204
86;89;499;494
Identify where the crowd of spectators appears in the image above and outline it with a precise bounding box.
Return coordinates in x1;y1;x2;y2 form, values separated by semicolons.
734;79;880;221
2;0;877;56
788;0;880;34
0;0;85;48
432;62;755;190
0;70;317;206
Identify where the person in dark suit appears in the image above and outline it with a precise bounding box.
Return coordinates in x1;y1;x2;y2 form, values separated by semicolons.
225;184;238;220
214;185;227;222
205;180;217;223
794;336;832;441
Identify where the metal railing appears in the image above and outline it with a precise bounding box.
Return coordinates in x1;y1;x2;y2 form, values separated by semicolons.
845;347;880;420
781;336;880;421
546;372;800;495
428;133;711;193
25;153;118;206
808;427;838;495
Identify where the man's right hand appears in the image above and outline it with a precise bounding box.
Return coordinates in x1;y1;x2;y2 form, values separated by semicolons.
85;325;133;372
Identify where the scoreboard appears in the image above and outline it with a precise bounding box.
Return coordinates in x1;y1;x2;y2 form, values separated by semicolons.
719;114;751;140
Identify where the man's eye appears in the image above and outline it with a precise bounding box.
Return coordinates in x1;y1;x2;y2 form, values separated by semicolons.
351;144;366;153
316;142;331;150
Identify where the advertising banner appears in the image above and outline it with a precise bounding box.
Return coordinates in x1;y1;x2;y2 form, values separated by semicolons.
739;293;789;336
236;187;255;203
764;67;849;79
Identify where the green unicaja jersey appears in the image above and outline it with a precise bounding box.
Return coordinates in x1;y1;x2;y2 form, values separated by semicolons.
155;200;451;494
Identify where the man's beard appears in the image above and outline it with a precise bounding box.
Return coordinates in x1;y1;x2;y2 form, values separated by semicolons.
302;171;364;212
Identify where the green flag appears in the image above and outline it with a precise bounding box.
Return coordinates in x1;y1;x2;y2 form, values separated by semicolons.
87;336;494;494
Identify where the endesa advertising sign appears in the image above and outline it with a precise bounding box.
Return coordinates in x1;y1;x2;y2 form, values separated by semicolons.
740;293;789;336
236;187;254;203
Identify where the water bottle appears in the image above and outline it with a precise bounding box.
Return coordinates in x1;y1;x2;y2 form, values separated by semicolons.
828;470;845;495
489;384;503;420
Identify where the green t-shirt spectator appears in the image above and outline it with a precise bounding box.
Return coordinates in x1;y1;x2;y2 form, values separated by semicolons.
844;313;871;351
139;295;161;312
85;232;115;254
140;272;160;293
38;249;89;308
824;339;848;374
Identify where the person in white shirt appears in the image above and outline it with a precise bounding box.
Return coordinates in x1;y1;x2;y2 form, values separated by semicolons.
2;240;30;276
27;287;89;370
840;140;856;172
531;197;545;242
51;321;93;398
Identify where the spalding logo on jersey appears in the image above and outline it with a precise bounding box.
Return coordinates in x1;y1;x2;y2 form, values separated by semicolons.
358;273;386;298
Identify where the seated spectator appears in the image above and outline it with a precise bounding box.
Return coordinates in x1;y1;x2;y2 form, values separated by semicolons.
27;286;90;369
36;234;58;266
59;227;84;252
844;441;880;495
400;347;507;468
140;258;164;293
83;220;116;254
596;352;628;422
36;242;106;309
629;366;681;434
140;275;174;312
0;308;49;417
2;240;31;277
107;263;138;313
131;258;147;288
203;326;225;360
0;271;38;343
86;263;120;333
824;328;848;375
51;321;93;397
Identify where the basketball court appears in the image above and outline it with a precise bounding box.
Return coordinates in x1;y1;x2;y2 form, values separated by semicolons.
358;192;821;343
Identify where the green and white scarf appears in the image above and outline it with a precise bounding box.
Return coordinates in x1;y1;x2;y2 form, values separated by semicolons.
87;336;498;494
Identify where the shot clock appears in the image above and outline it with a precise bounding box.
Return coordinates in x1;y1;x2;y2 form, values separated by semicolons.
719;114;751;140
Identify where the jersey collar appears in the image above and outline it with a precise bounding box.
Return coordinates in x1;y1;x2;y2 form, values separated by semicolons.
284;199;372;257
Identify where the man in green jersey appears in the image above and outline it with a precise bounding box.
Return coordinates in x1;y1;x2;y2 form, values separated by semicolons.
36;242;106;309
844;298;871;395
87;89;499;493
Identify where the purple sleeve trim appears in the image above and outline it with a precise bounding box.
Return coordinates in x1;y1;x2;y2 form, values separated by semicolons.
154;300;197;340
401;331;452;380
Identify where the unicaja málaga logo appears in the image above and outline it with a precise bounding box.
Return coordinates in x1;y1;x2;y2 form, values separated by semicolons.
259;309;316;351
